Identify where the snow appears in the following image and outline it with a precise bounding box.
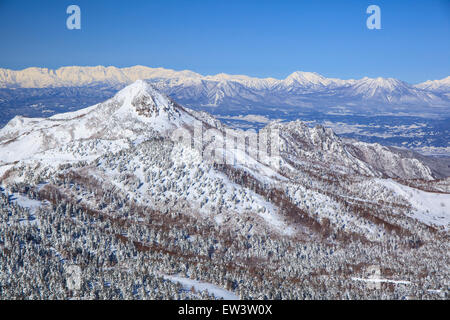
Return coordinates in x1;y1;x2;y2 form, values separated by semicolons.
415;76;450;92
9;193;43;214
377;179;450;228
168;144;294;235
2;65;446;94
351;277;411;285
163;274;239;300
0;164;13;178
2;192;44;226
218;114;272;124
255;204;295;236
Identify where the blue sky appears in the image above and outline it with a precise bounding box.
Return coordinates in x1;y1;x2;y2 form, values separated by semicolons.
0;0;449;83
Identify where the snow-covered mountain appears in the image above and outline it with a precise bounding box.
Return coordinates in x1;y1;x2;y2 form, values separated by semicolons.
339;77;438;103
0;80;204;164
0;79;441;177
267;120;435;181
0;66;448;113
0;66;203;88
416;76;450;94
1;80;448;229
1;80;449;300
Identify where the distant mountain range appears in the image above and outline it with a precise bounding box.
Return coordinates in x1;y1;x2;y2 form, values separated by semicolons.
0;66;449;116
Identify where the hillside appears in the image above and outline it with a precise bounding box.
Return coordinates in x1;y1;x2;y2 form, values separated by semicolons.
0;80;449;299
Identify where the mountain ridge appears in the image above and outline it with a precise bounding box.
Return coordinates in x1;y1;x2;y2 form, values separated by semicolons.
0;80;444;181
0;65;448;89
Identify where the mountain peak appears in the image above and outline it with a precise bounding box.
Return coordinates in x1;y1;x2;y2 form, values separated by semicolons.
286;71;324;81
114;80;180;119
357;77;406;91
415;76;450;92
283;71;329;87
115;79;157;99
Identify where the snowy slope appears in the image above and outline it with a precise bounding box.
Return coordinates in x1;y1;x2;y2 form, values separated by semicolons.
416;76;450;93
163;274;239;300
376;179;450;228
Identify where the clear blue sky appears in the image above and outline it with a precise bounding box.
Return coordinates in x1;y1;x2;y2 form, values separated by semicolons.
0;0;449;83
